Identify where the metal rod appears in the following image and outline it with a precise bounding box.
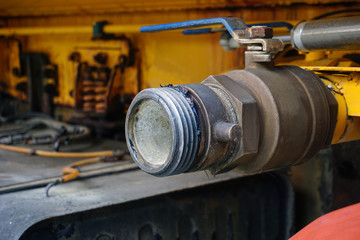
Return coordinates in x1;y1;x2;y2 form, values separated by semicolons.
273;35;291;43
0;163;138;194
291;16;360;51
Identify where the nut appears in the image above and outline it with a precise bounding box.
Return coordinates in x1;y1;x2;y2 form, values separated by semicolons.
246;26;273;39
202;74;260;166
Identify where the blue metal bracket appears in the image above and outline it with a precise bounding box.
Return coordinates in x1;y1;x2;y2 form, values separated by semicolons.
140;17;247;38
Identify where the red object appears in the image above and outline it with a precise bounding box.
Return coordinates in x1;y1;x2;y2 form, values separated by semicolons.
290;203;360;240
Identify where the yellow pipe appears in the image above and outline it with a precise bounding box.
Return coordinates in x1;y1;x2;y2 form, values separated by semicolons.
0;26;93;35
303;66;360;72
0;24;142;36
105;25;143;34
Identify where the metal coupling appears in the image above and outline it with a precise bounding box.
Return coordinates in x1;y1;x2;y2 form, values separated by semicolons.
126;79;259;176
126;65;338;176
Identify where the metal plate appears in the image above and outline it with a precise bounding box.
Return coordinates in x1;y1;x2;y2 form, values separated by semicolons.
16;171;294;240
0;138;294;239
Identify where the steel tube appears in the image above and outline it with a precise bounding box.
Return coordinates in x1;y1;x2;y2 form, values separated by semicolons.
291;16;360;51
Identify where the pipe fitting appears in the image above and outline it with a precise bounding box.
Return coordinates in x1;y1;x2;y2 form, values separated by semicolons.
126;81;259;176
126;65;337;176
125;87;199;176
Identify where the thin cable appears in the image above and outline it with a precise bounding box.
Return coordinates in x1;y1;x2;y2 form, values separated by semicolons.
0;162;137;195
46;151;128;197
312;9;360;20
45;179;61;197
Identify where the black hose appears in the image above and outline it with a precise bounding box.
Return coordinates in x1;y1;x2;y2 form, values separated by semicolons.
312;9;360;20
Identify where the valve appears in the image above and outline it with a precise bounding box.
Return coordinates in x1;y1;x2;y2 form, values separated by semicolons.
125;17;360;177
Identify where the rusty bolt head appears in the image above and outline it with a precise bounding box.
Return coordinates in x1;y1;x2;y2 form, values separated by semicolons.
246;26;273;39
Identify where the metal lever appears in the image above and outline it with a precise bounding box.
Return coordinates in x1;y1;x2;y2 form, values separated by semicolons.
140;17;285;63
140;17;247;39
182;21;293;35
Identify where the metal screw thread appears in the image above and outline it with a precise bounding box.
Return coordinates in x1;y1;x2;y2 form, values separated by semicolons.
126;87;199;176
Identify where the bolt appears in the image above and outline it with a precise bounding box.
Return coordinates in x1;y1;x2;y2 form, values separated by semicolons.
214;122;241;142
327;84;334;91
246;26;273;39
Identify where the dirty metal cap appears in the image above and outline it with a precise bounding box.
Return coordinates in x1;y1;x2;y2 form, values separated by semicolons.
125;86;200;176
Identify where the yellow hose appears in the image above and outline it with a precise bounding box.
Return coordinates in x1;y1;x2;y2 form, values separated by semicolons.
0;143;116;158
61;157;102;182
61;150;128;182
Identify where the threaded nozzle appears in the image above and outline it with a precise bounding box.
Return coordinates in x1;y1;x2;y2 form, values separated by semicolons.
125;87;199;176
